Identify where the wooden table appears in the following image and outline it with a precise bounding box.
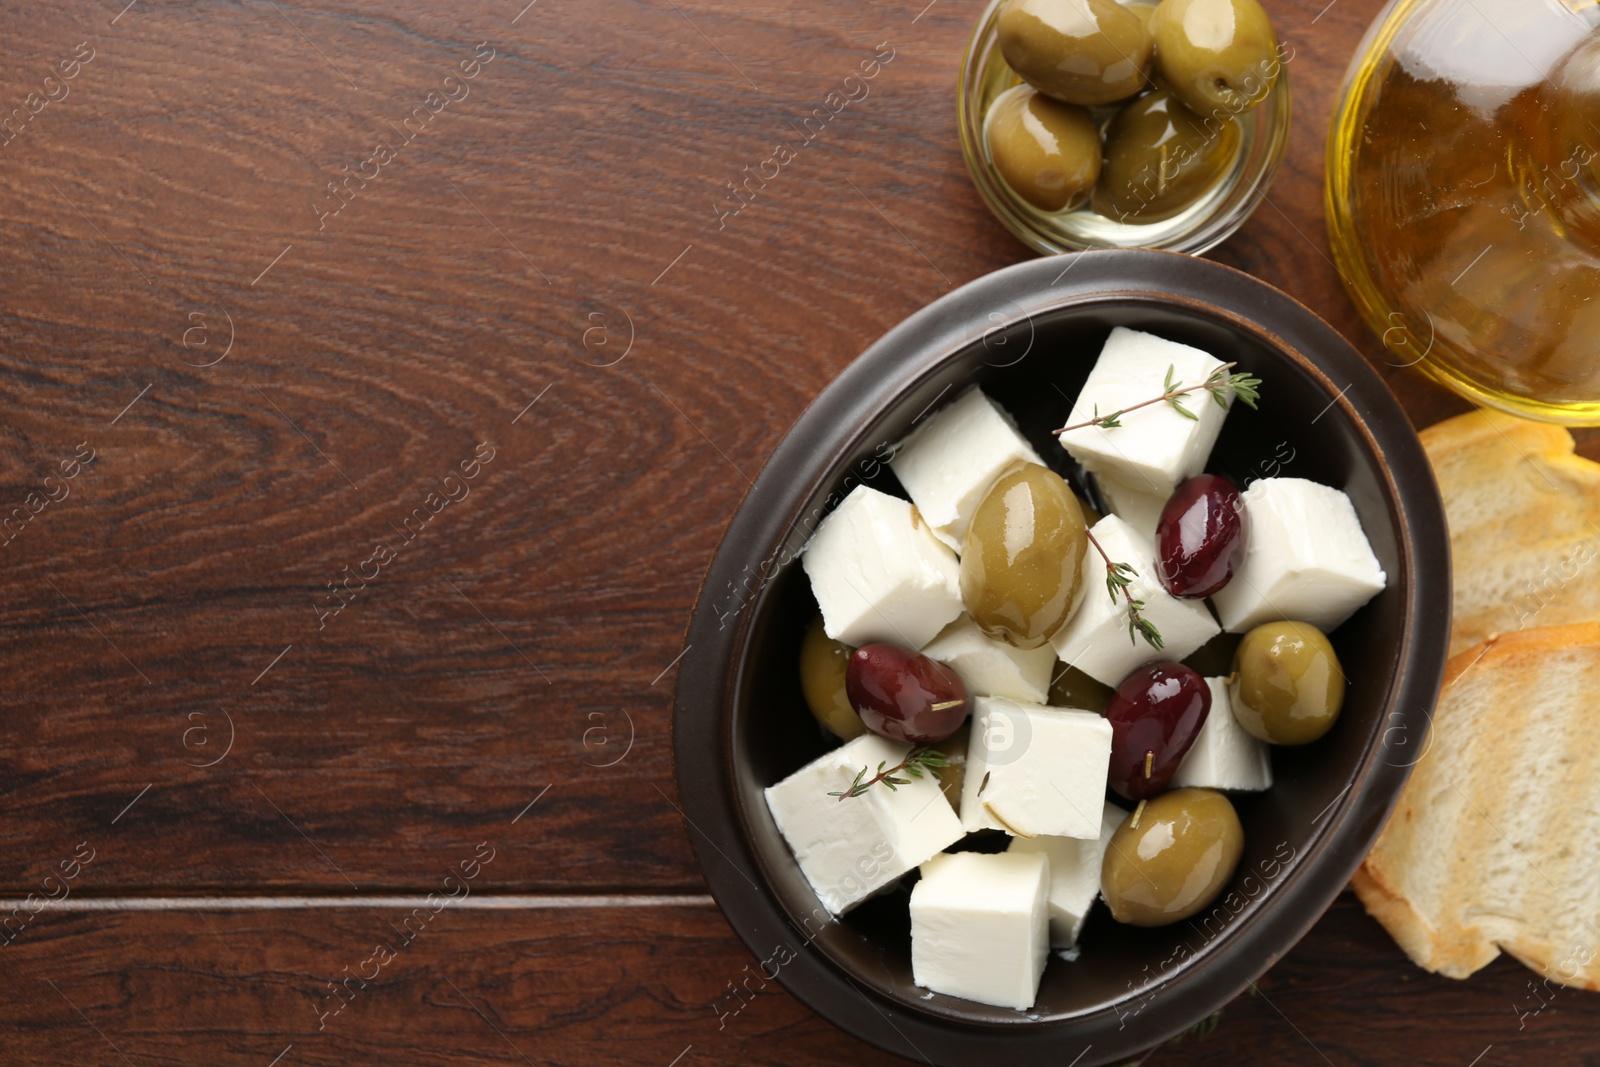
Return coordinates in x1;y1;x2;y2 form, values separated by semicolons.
1;0;1592;1063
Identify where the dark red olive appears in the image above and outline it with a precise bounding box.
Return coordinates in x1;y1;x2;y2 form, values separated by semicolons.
1156;474;1245;598
1104;661;1210;800
845;643;969;745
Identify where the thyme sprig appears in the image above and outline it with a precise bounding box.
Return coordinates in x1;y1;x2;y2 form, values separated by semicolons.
1085;529;1164;650
829;746;949;801
1054;362;1262;435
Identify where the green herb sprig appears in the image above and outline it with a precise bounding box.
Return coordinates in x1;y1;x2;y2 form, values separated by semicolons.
1054;362;1262;435
829;746;949;801
1085;529;1164;650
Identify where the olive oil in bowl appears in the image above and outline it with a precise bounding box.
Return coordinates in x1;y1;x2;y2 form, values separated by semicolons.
1328;0;1600;422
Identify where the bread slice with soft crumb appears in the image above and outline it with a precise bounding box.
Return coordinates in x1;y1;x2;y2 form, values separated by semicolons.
1354;624;1600;988
1420;410;1600;657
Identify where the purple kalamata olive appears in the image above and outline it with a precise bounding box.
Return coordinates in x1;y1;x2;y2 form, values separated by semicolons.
1157;473;1245;598
845;644;969;744
1104;661;1210;800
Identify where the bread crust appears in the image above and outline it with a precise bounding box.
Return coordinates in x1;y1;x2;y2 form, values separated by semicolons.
1440;622;1600;685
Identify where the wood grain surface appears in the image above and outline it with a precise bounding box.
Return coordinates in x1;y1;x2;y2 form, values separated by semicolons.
1;894;1597;1065
0;0;1591;1062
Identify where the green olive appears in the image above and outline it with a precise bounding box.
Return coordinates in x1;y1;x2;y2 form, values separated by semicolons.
1048;663;1113;713
997;0;1155;107
985;87;1102;212
1229;621;1345;745
960;462;1088;648
1101;788;1243;926
799;616;865;739
931;723;969;809
1150;0;1280;116
1075;492;1103;527
1091;87;1239;223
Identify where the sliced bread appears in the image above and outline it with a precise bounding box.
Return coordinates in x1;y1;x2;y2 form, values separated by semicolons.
1420;410;1600;657
1353;624;1600;988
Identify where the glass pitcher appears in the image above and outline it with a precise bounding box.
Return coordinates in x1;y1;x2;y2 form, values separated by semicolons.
1327;0;1600;423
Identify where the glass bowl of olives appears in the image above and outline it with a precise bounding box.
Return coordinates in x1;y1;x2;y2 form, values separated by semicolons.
675;250;1450;1066
958;0;1292;255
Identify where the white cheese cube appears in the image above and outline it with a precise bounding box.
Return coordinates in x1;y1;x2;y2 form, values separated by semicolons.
1210;478;1387;633
922;616;1055;703
1050;515;1220;686
910;851;1049;1010
764;733;964;915
1171;677;1272;792
1057;327;1231;491
802;485;963;649
1008;800;1128;947
890;387;1044;551
960;696;1112;839
1094;472;1171;542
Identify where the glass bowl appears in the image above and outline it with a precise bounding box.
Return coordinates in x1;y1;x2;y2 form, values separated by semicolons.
957;0;1293;256
1326;0;1600;423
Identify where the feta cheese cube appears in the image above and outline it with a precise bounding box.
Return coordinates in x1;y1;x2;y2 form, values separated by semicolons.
802;485;963;648
1210;478;1387;633
910;851;1049;1010
764;733;964;915
960;696;1112;839
1050;515;1220;686
1058;327;1231;491
1094;472;1171;542
1008;800;1128;947
922;615;1055;703
1171;677;1272;792
891;387;1044;551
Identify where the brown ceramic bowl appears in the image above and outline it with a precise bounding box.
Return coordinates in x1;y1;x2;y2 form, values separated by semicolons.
673;249;1450;1065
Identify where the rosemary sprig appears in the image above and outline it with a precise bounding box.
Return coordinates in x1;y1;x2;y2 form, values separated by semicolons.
829;746;949;801
1054;362;1262;435
1085;529;1164;650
